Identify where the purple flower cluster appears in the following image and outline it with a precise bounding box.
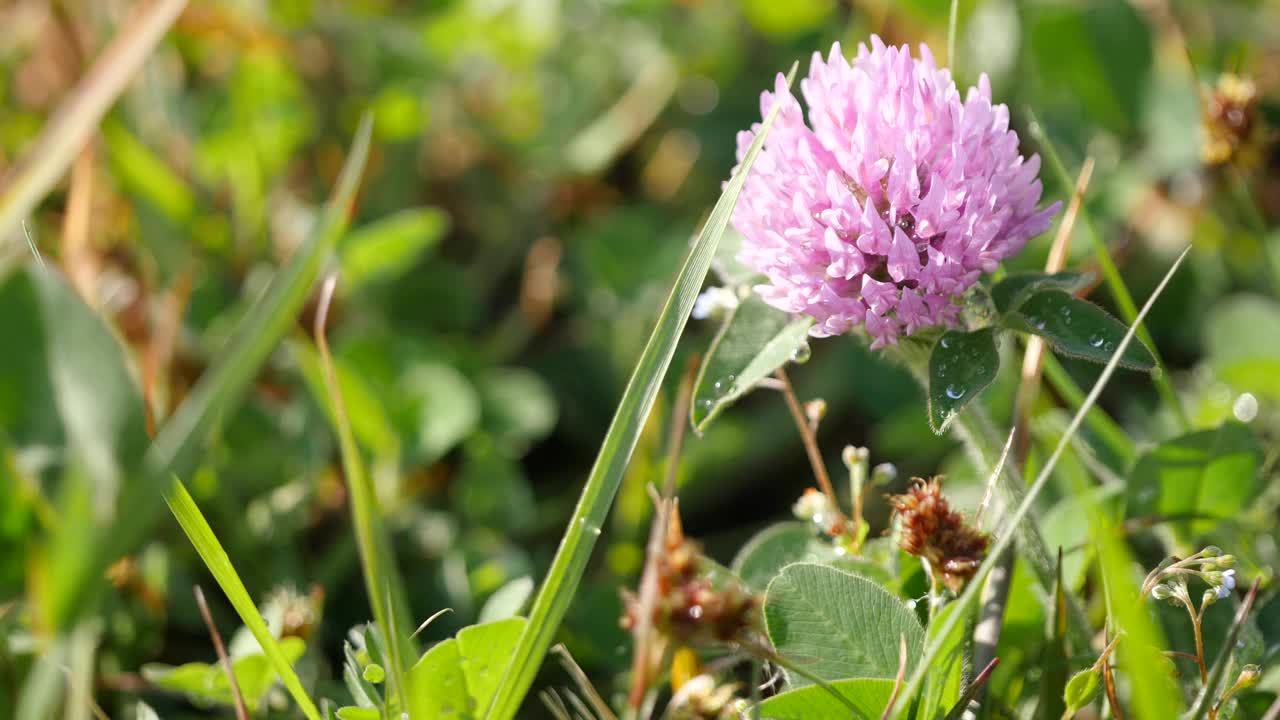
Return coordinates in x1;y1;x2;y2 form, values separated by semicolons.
731;37;1060;348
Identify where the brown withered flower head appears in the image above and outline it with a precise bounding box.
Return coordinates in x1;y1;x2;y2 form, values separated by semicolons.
1202;73;1262;167
620;509;760;646
888;477;990;593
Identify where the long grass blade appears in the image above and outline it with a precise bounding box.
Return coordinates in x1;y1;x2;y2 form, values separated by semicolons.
0;0;189;246
157;115;373;720
481;65;798;720
887;245;1192;718
314;273;414;708
166;483;322;720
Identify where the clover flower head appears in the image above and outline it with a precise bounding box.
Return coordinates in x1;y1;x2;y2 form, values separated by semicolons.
731;37;1060;348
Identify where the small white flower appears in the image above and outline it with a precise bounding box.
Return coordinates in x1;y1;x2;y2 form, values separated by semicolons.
1223;568;1237;590
691;286;738;320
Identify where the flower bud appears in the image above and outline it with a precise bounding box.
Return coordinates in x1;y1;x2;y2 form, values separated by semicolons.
872;462;898;486
1202;589;1218;607
1216;554;1236;568
1236;664;1261;689
1202;545;1223;558
1151;584;1173;601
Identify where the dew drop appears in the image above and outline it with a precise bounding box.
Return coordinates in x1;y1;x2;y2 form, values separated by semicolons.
700;398;713;410
939;336;952;350
791;343;812;364
1103;341;1115;352
712;380;724;394
945;384;966;400
1088;334;1105;348
726;373;736;382
1028;315;1046;330
1233;392;1259;423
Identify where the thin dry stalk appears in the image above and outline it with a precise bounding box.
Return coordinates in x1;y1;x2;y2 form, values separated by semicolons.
774;367;843;516
880;634;909;720
62;143;98;302
0;0;189;245
194;586;249;720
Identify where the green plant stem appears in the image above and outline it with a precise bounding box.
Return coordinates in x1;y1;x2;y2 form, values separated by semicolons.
1226;164;1280;298
947;0;961;72
1028;115;1191;432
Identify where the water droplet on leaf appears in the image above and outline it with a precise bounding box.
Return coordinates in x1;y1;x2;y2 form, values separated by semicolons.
945;384;966;400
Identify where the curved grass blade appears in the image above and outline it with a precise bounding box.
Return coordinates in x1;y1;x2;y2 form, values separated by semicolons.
314;273;413;711
481;65;798;720
885;245;1191;719
158;114;374;720
0;0;188;246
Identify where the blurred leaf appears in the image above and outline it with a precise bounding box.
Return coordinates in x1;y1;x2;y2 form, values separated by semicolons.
293;341;400;457
453;444;535;531
1041;487;1121;592
990;271;1088;316
1126;422;1262;541
1005;290;1155;370
754;677;893;719
401;364;481;464
691;294;812;432
928;328;999;434
478;368;557;455
102;119;196;222
336;708;381;720
710;227;758;289
1204;294;1280;400
405;618;527;719
479;577;535;624
143;636;306;710
136;702;161;720
740;0;833;37
764;563;924;686
341;208;449;290
0;265;150;630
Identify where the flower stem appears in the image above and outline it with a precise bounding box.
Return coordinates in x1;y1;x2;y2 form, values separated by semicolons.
776;368;842;516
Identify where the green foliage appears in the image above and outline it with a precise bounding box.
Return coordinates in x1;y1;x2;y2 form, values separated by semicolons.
764;563;924;686
927;327;999;433
1004;290;1157;370
404;618;527;719
1127;422;1263;541
691;294;813;432
755;677;894;719
143;635;306;710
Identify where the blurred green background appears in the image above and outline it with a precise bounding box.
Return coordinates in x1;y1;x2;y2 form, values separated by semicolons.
2;0;1280;716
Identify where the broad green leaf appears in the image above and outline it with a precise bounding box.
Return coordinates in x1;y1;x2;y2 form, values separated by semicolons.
405;618;527;719
1126;422;1262;541
730;522;844;593
755;677;893;719
341;208;449;290
1005;290;1156;370
691;293;813;432
928;328;1000;434
478;577;535;624
482;65;798;720
990;271;1087;315
1041;486;1121;592
764;563;924;686
1204;294;1280;400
